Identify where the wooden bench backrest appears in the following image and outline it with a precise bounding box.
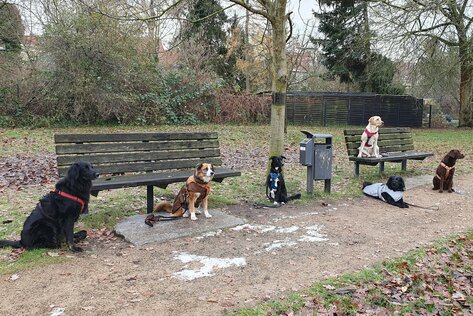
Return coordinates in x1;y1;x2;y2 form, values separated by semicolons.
55;132;222;177
344;127;414;157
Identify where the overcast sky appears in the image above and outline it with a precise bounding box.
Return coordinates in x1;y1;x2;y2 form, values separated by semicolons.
224;1;318;33
19;0;319;40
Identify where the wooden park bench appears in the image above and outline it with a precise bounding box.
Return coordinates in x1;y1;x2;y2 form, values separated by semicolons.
344;127;433;176
54;132;241;213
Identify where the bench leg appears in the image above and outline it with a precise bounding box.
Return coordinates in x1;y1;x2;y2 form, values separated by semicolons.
379;162;385;174
401;160;407;171
354;162;360;177
147;185;154;214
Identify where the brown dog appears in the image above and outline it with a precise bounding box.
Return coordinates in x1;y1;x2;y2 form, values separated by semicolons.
433;149;465;193
154;163;215;220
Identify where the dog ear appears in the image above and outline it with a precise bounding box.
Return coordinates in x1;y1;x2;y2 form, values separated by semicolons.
386;176;394;189
66;162;81;182
195;163;203;171
281;156;286;160
398;177;406;191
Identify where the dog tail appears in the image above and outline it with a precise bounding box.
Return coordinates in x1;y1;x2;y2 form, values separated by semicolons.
287;193;301;201
154;201;173;213
0;240;22;249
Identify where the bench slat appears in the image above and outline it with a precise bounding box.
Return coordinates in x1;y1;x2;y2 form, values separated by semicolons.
56;140;219;155
57;148;221;166
344;133;412;143
345;139;414;150
346;144;415;156
344;127;411;136
348;151;433;163
91;168;241;192
55;132;218;143
58;157;222;177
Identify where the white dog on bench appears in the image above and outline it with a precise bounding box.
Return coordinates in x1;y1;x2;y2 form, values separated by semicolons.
358;116;384;158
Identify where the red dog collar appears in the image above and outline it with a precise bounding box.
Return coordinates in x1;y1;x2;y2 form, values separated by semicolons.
55;190;85;213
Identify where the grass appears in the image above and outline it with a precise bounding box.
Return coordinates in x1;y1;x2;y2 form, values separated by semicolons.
0;248;67;275
231;231;473;315
0;124;472;277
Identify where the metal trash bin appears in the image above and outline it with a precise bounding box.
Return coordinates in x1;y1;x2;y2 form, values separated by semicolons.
299;131;332;194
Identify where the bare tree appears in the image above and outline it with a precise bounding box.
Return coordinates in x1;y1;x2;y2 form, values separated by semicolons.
375;0;473;127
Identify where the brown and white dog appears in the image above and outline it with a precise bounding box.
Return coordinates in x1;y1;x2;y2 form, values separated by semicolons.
358;116;384;158
433;149;465;193
154;163;215;220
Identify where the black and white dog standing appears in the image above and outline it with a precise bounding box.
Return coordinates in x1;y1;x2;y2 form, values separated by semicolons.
266;156;301;205
362;175;409;208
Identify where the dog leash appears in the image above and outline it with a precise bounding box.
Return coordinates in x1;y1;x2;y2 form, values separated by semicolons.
252;202;282;209
405;202;439;211
144;214;180;227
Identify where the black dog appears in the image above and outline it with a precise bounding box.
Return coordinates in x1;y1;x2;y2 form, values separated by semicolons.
0;161;98;252
362;175;409;208
266;156;301;204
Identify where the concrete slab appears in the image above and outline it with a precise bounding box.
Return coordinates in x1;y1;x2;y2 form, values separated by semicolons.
404;175;432;189
115;209;246;247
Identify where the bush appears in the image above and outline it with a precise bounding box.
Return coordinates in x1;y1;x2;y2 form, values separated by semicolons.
211;92;271;123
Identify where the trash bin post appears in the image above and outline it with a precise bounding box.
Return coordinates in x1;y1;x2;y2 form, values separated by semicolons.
299;132;333;194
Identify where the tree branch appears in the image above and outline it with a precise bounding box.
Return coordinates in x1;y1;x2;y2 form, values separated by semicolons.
286;11;293;43
190;3;236;24
408;32;458;47
228;0;273;22
75;0;186;22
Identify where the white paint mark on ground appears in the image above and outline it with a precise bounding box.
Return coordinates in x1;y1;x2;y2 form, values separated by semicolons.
298;225;328;242
231;224;276;233
49;307;65;316
272;215;298;222
276;226;300;233
173;252;246;281
194;229;222;240
263;239;298;252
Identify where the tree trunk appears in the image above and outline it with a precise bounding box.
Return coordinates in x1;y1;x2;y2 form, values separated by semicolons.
268;1;288;157
245;8;250;93
459;63;473;127
459;41;473;127
362;1;372;93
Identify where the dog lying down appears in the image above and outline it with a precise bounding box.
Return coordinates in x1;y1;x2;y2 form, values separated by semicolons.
0;161;98;252
362;175;409;208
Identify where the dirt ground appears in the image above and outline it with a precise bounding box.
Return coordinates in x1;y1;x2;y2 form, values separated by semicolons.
1;175;472;316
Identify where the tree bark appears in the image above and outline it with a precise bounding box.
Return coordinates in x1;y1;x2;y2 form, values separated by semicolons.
459;61;473;127
459;38;473;127
268;1;288;157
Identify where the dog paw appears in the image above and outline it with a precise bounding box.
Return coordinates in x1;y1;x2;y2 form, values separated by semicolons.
438;190;443;193
448;190;453;193
195;209;202;215
204;211;212;218
191;214;198;221
183;211;189;218
70;245;83;252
